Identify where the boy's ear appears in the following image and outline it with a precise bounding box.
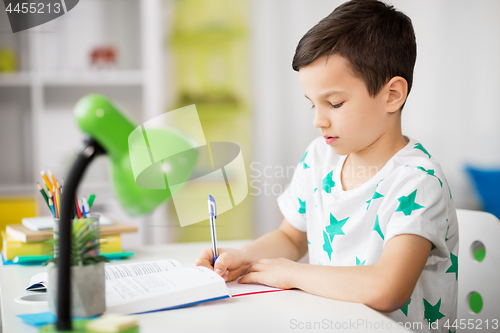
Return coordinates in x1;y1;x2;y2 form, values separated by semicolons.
386;76;408;113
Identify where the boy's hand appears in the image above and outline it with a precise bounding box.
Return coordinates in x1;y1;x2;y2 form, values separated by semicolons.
238;258;298;290
195;247;250;282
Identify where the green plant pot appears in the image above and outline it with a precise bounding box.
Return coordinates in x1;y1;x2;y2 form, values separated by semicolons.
47;262;106;318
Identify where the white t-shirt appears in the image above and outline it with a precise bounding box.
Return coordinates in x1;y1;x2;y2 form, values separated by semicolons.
277;136;458;333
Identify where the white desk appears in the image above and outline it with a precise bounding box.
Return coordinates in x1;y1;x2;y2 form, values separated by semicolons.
0;240;411;333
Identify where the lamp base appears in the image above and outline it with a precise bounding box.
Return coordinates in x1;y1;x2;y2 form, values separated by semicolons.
39;320;139;333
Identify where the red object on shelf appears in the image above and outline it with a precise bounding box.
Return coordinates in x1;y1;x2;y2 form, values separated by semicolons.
90;46;117;68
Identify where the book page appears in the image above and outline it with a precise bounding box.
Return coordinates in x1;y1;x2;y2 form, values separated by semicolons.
105;260;182;281
105;266;227;310
27;260;192;291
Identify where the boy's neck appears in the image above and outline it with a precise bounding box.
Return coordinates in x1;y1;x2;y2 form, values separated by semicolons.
341;130;408;190
347;132;408;169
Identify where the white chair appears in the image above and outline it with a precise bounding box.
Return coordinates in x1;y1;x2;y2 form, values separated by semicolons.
457;209;500;333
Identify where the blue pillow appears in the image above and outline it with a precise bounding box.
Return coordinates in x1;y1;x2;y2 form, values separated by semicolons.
465;165;500;219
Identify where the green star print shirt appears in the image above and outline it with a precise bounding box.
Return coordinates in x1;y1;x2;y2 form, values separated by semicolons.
277;136;458;333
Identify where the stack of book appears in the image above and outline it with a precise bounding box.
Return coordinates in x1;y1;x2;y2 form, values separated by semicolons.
2;218;138;263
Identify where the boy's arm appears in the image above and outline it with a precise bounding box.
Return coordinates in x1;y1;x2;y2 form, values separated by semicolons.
239;233;432;313
240;218;308;263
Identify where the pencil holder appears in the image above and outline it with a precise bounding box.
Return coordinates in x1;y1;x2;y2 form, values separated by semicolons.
52;214;101;258
47;213;106;318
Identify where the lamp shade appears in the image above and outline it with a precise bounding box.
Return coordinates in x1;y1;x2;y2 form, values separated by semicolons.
74;95;198;216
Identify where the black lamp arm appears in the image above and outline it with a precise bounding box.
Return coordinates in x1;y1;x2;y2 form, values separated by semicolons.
56;138;106;331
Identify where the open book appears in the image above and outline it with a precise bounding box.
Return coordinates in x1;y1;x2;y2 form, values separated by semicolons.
104;260;229;314
31;260;284;315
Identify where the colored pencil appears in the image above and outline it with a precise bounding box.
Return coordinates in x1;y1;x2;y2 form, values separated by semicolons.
48;197;56;218
75;195;82;219
47;189;53;200
51;189;58;219
40;171;53;193
47;169;59;190
37;182;49;208
55;187;61;217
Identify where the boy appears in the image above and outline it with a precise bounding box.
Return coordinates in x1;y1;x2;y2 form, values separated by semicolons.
195;1;458;332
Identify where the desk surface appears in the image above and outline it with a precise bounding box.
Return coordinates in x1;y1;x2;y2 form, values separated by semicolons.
0;240;411;333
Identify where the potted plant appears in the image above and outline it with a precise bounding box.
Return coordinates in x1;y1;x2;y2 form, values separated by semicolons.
46;215;109;318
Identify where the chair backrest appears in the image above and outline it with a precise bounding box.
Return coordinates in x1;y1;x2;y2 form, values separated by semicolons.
457;209;500;332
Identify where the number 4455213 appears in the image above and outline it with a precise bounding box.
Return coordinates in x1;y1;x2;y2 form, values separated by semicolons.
5;2;61;14
444;318;499;330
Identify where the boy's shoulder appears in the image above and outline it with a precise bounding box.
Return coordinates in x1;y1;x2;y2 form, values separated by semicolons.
380;137;453;205
394;137;447;181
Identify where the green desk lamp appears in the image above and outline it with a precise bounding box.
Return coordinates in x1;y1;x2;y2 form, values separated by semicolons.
55;95;198;331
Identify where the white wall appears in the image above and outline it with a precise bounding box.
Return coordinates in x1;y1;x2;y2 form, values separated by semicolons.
251;0;500;236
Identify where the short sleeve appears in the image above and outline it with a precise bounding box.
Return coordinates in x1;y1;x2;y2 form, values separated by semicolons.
276;143;316;232
378;167;451;265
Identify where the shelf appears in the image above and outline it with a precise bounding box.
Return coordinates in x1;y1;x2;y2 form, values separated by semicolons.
41;70;144;86
0;184;35;196
43;85;143;125
0;71;145;87
0;0;167;249
0;72;32;87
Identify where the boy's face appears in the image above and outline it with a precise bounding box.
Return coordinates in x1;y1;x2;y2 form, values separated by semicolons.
299;54;396;156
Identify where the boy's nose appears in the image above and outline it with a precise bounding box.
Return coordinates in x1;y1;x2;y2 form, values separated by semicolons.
313;109;330;129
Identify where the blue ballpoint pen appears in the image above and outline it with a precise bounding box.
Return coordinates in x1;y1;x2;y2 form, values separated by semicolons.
208;195;218;265
81;197;90;219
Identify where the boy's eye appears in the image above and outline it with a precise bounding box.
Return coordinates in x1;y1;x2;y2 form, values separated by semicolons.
309;102;343;110
330;102;344;108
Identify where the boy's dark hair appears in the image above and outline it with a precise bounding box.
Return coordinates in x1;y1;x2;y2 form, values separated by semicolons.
292;0;416;107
